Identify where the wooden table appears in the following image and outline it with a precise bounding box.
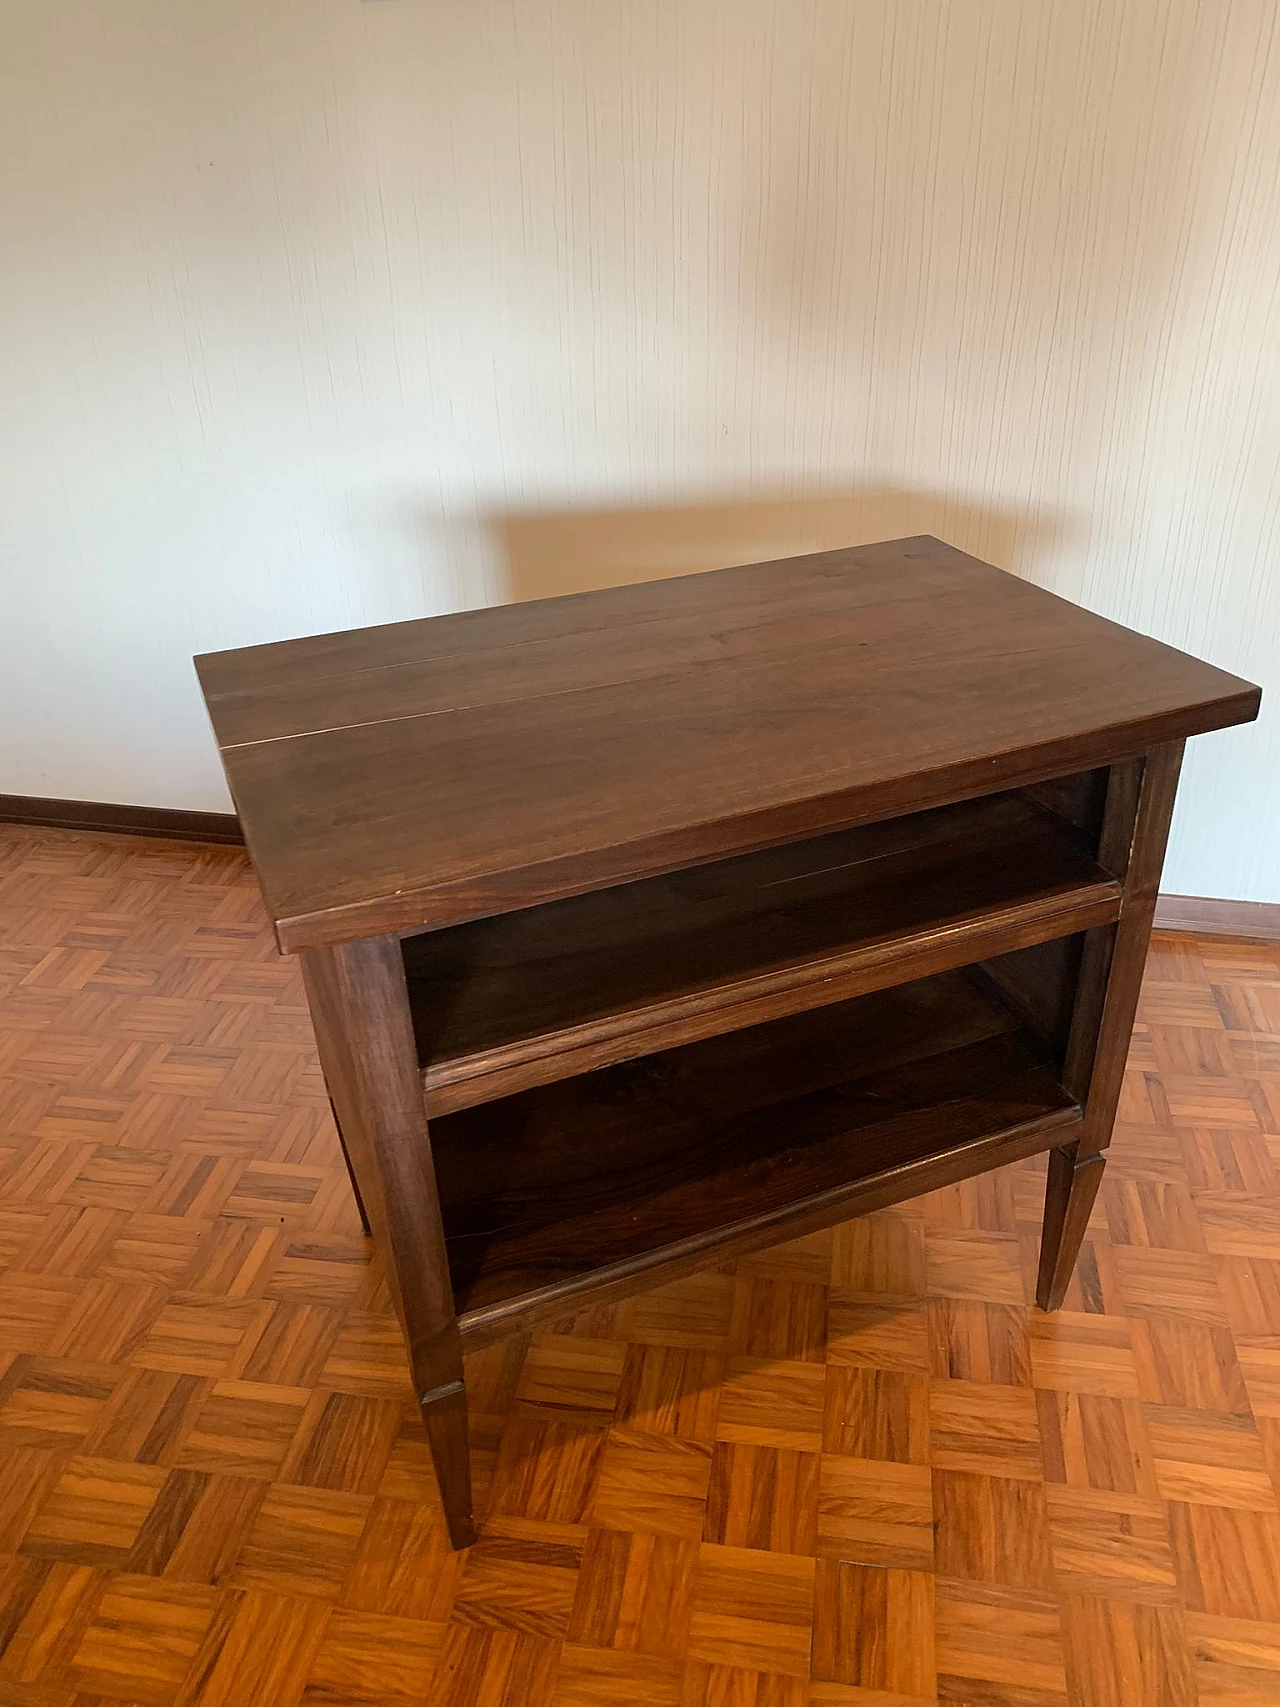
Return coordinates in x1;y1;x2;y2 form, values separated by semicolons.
196;535;1260;1549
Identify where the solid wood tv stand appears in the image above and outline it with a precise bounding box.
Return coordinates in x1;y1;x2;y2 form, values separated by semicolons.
196;535;1260;1549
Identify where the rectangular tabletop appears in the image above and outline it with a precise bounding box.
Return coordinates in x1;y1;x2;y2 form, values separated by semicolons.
196;536;1260;951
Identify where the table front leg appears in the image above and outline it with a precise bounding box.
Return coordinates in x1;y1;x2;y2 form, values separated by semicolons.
300;933;475;1549
324;1094;371;1233
1038;741;1183;1310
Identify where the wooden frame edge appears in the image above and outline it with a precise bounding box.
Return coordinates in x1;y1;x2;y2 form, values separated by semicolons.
1;796;1276;946
1153;892;1280;944
0;793;245;847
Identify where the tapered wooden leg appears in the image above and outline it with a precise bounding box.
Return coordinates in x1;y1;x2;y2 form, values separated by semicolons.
1038;741;1184;1313
300;934;476;1548
326;1094;371;1234
1037;1142;1106;1311
420;1381;475;1546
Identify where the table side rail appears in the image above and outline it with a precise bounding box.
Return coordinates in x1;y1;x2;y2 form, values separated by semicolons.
423;882;1120;1115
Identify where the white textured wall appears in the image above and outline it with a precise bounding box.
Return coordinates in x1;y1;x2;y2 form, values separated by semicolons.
1;1;1277;900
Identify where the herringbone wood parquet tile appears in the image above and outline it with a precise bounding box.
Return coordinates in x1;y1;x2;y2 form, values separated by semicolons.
1;824;1279;1704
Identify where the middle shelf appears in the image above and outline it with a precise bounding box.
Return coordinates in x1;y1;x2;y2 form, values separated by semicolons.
403;786;1121;1114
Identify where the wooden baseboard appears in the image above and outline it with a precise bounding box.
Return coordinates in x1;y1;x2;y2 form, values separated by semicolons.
0;793;245;846
1153;893;1280;944
2;796;1276;942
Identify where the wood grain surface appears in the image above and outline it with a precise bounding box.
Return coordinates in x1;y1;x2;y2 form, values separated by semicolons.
404;788;1120;1114
203;547;1256;1546
3;820;1280;1704
196;538;1259;950
432;970;1082;1333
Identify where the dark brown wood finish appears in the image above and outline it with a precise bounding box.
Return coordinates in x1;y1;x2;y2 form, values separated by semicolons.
0;792;244;844
1022;765;1111;844
298;935;475;1548
404;789;1120;1115
10;791;1277;949
1037;742;1185;1309
1059;758;1147;1104
196;538;1261;1545
1074;742;1185;1145
967;931;1087;1055
197;537;1258;951
9;785;1263;949
433;970;1081;1342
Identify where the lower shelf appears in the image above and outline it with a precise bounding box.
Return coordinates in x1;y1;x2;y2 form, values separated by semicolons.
430;968;1081;1342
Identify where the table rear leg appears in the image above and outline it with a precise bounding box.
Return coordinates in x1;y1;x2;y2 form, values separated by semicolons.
300;933;476;1548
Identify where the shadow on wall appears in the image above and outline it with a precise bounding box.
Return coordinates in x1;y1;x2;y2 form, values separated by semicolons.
484;490;1075;605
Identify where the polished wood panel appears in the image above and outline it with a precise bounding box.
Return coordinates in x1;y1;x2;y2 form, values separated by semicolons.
15;789;1272;954
1038;745;1184;1311
197;537;1258;949
4;784;1266;962
404;789;1120;1114
4;824;1280;1701
197;545;1258;1547
299;937;476;1549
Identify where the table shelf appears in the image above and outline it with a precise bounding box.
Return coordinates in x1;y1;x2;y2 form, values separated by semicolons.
404;788;1120;1115
430;967;1082;1343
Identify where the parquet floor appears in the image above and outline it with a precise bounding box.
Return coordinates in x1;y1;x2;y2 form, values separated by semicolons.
0;825;1279;1706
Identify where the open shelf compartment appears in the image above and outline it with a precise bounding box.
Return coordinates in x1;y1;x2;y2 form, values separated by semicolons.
404;785;1120;1116
431;966;1082;1343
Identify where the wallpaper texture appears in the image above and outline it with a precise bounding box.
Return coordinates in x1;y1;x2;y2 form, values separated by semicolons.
1;1;1277;898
